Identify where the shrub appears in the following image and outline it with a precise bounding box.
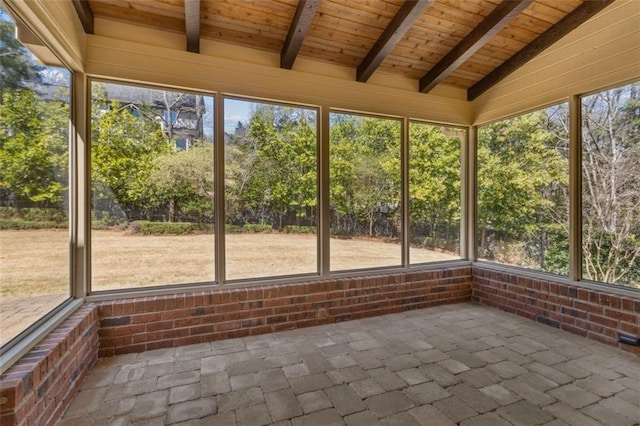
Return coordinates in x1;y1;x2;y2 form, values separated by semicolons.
129;221;212;235
0;220;67;230
225;224;243;233
284;225;315;234
91;211;128;230
0;207;67;223
243;224;272;233
330;227;351;236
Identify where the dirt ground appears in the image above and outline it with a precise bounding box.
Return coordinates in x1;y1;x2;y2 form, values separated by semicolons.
1;229;458;295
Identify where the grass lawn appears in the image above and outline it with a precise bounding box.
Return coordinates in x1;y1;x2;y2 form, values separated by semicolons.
1;229;458;295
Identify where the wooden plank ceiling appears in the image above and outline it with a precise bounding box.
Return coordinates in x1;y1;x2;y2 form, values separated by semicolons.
75;0;612;101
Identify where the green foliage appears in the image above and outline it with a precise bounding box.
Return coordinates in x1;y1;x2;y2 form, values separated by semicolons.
329;114;401;237
283;225;315;234
91;211;128;230
477;107;570;274
91;88;169;221
243;224;272;233
224;224;243;233
128;220;212;235
0;219;66;230
0;89;69;206
225;104;317;229
150;142;214;222
409;124;462;251
0;206;66;222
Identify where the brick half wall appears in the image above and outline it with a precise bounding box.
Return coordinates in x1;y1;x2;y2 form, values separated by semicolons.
0;304;99;426
97;267;473;357
472;266;640;356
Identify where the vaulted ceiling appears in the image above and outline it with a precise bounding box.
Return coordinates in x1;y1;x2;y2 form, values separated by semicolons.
72;0;613;101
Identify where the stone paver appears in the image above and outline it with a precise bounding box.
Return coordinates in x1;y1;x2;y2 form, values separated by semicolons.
344;410;381;426
365;391;414;418
289;373;333;394
581;402;637;426
297;390;332;414
166;397;216;424
449;383;499;413
547;384;600;409
326;384;367;416
236;403;272;426
218;387;264;412
460;412;512;426
291;408;344;426
59;303;640;426
350;378;385;399
130;391;169;422
403;381;450;405
542;402;602;426
433;396;478;423
479;384;521;406
497;400;553;426
265;389;303;422
407;405;455;426
380;411;421;426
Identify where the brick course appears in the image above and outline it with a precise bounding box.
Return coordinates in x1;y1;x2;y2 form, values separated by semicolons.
96;267;473;357
472;266;640;356
0;304;99;426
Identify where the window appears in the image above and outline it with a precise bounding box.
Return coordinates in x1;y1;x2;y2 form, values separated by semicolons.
224;98;318;280
409;123;463;264
477;104;570;275
0;7;71;347
329;113;402;271
90;82;215;291
582;82;640;289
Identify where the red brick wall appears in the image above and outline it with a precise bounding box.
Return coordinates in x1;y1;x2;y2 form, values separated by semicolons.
0;304;99;426
97;267;473;357
473;266;640;356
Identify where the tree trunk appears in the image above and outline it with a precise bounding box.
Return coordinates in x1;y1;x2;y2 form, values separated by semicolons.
369;211;374;237
169;198;177;222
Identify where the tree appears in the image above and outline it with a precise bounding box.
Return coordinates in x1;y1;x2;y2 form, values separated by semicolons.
0;15;42;94
582;83;640;287
150;142;214;222
329;115;401;237
0;89;68;206
409;124;461;251
91;93;169;221
477;109;569;272
225;104;317;229
225;121;259;224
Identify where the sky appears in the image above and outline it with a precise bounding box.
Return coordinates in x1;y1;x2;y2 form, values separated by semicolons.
224;99;252;134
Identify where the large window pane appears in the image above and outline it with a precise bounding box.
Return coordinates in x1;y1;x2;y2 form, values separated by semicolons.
329;113;401;271
477;104;569;274
224;99;318;280
91;82;214;291
582;82;640;289
0;8;70;346
409;123;463;264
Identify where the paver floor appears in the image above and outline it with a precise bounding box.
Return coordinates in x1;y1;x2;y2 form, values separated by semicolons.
59;303;640;425
0;294;69;346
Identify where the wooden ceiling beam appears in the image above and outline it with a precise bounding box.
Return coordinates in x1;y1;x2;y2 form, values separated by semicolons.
185;0;200;53
357;0;432;83
281;0;321;69
72;0;94;34
419;0;534;94
468;0;614;101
